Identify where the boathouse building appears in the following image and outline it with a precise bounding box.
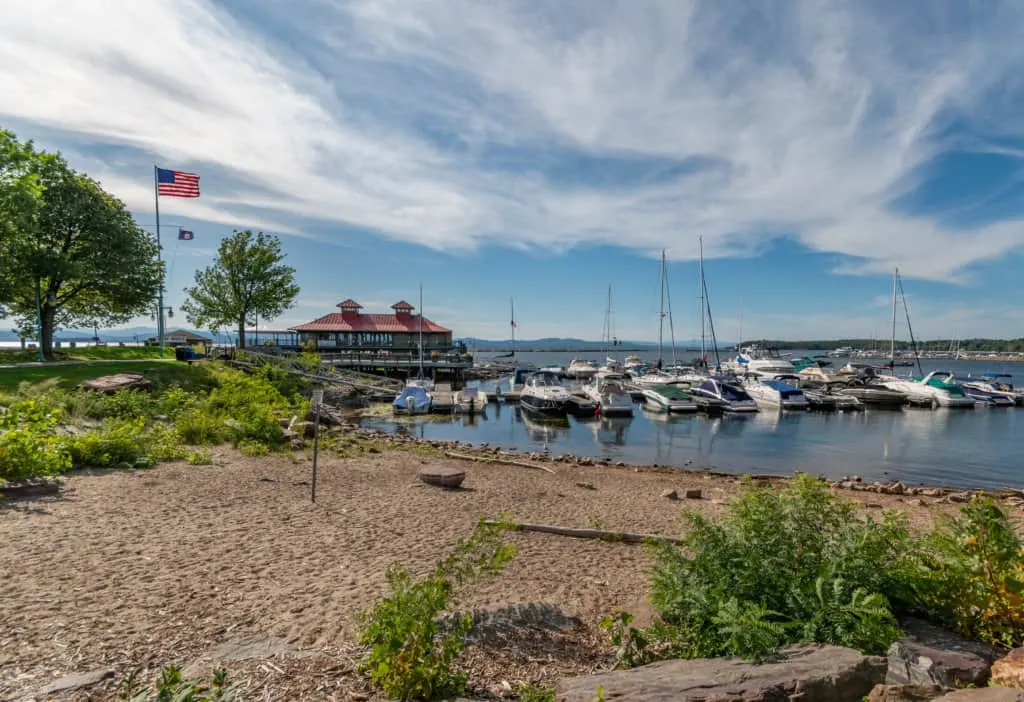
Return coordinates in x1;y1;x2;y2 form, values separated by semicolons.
289;299;453;353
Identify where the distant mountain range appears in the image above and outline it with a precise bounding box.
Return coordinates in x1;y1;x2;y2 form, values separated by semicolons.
0;326;236;342
458;337;736;351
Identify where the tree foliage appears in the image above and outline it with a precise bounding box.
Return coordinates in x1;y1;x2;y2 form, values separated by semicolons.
0;130;162;357
181;230;299;349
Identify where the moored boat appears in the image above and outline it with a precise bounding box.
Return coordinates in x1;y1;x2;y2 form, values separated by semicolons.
691;376;759;413
566;358;599;379
519;370;571;417
640;381;699;413
392;385;432;414
582;375;634;416
742;374;809;410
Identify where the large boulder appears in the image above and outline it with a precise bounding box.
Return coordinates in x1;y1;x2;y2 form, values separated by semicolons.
557;644;886;702
76;372;152;394
887;618;1000;688
992;649;1024;689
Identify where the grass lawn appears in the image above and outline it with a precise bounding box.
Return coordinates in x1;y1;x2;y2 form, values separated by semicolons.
0;360;214;393
0;346;176;364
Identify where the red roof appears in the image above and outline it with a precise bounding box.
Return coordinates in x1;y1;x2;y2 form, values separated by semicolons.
336;299;363;309
391;300;414;311
290;313;450;333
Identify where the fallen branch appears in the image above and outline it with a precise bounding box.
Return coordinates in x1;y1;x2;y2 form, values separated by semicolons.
485;519;682;545
444;451;555;474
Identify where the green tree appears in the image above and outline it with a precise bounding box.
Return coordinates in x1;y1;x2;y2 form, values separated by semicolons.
181;230;299;349
0;129;47;309
0;138;162;358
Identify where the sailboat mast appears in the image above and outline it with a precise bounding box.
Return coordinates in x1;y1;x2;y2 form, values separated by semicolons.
418;283;424;377
699;237;706;360
510;297;516;357
665;253;678;367
737;293;744;352
658;250;665;365
889;267;897;368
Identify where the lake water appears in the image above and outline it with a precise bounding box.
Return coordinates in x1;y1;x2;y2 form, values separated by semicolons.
361;350;1024;490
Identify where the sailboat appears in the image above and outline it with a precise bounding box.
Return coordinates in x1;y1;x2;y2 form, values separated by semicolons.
637;251;699;412
594;285;624;377
877;268;974;408
393;285;434;414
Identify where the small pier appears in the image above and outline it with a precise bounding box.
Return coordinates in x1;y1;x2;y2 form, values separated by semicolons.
431;383;455;413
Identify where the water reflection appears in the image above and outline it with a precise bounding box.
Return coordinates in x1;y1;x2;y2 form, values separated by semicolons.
361;393;1024;490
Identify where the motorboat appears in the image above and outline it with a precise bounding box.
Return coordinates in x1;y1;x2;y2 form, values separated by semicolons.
742;374;809;410
566;358;599;379
623;354;646;376
519;370;571;416
633;369;679;387
880;371;976;408
797;364;845;384
739;357;799;379
406;375;435;391
640;381;699;413
539;365;567;377
961;384;1015;407
800;382;863;412
691;377;759;413
964;373;1023;406
452;387;488;414
581;375;634;416
595;357;627;378
834;367;907;408
392;385;431;414
501;367;533;403
567;393;599;417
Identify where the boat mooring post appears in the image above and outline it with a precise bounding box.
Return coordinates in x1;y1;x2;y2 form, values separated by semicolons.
311;388;324;502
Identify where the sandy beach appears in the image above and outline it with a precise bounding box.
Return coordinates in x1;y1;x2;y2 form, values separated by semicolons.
2;440;1020;701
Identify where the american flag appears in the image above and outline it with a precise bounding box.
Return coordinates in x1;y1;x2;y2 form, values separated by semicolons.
157;168;200;198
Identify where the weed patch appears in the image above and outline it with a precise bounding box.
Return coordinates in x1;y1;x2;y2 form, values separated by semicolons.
359;518;516;701
118;665;238;701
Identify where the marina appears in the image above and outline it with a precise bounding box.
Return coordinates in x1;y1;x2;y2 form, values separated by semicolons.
364;349;1024;491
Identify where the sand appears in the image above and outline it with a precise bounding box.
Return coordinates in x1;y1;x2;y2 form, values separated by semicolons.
1;444;1019;700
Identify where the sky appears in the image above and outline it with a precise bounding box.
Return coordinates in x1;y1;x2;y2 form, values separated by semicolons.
3;0;1024;341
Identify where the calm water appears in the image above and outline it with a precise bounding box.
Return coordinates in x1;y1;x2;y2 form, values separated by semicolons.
363;351;1024;490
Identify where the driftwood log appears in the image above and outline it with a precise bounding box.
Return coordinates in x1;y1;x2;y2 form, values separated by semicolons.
444;451;556;474
484;519;683;545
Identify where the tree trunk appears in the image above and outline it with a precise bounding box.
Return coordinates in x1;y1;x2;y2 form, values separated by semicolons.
237;318;246;349
41;305;56;359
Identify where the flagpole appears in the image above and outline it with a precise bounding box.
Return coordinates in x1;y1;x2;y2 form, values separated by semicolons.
153;165;165;350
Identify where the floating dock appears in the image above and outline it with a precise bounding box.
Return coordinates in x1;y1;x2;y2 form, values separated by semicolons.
430;383;455;413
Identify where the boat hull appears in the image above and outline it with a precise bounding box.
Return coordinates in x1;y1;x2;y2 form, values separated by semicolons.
519;394;568;417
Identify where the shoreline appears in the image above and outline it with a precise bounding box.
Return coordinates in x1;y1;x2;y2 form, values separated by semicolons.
350;421;1024;502
1;429;1021;700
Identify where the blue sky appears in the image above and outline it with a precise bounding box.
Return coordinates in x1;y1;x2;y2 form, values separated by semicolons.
3;0;1024;340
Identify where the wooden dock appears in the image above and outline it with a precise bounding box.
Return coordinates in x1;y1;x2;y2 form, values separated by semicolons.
431;383;455;413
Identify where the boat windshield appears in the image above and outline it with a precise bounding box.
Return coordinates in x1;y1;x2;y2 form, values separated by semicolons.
531;373;561;387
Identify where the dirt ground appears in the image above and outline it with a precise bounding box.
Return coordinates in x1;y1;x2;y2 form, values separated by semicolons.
1;443;1019;701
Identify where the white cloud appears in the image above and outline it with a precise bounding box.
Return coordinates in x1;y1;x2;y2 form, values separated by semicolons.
2;0;1024;281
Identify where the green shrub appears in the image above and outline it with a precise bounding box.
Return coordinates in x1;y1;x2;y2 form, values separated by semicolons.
175;407;226;445
359;518;516;701
68;418;156;469
185;448;213;465
119;664;238;701
903;497;1024;648
0;400;72;482
237;439;271;457
517;683;556;702
647;474;907;661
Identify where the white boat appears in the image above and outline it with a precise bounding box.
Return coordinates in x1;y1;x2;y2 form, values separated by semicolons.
623;354;646;376
691;377;759;412
581;375;634;416
640;381;698;412
566;358;599;379
742;357;799;379
452;387;488;414
392;384;432;414
797;365;846;384
742;374;809;410
963;373;1023;406
539;365;566;376
519;370;571;416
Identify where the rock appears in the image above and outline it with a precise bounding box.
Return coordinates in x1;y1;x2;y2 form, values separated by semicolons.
661;489;680;500
991;648;1024;689
887;618;999;688
907;499;925;507
575;482;596;490
418;466;466;488
883;482;906;495
868;683;948;701
76;372;152;394
37;668;114;696
183;634;300;678
947;492;971;503
557;644;886;702
293;421;317;438
684;488;702;499
841;481;856;490
440;602;582;645
853;474;863;482
933;690;1024;701
920;488;945;498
